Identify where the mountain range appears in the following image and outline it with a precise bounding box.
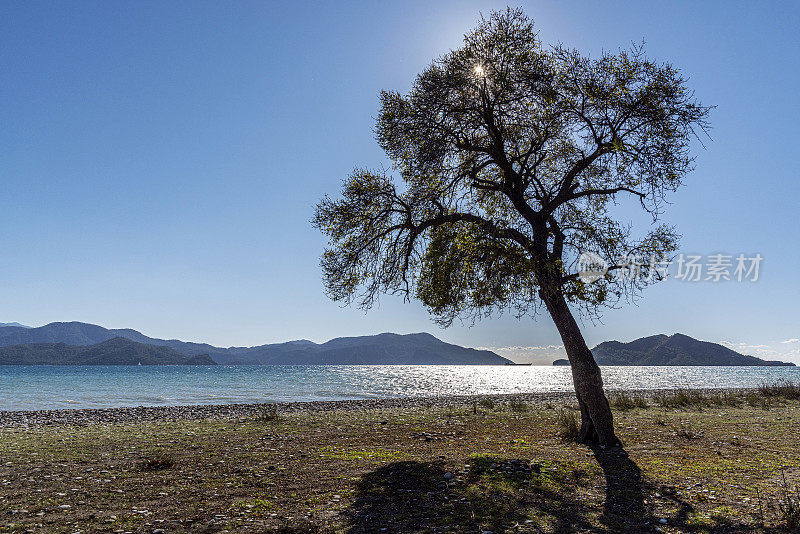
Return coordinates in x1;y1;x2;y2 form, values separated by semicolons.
0;322;510;365
0;337;216;366
552;333;794;366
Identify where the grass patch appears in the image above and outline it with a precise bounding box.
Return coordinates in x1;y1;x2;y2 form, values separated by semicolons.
318;445;407;462
653;388;707;409
707;391;742;407
759;379;800;400
609;391;648;410
747;391;772;409
555;408;580;442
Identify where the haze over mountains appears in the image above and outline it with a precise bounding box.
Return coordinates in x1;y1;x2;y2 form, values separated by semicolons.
0;322;510;365
552;333;794;366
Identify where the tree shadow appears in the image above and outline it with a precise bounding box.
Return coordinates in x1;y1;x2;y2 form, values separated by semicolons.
589;445;768;533
589;446;653;531
344;457;600;533
343;449;766;533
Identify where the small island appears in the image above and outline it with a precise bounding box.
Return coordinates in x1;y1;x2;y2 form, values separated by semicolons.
553;333;795;366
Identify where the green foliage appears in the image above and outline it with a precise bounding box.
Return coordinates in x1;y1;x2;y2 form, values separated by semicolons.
314;8;710;324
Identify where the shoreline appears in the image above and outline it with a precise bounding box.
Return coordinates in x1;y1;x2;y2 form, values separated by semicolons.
0;387;754;428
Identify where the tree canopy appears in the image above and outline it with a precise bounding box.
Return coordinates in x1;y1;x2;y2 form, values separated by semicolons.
314;8;710;327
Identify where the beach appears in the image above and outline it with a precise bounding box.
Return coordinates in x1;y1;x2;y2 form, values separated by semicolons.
1;388;799;532
0;392;576;429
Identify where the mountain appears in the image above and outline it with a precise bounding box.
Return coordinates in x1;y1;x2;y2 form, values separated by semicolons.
0;322;509;365
222;332;508;365
0;322;230;358
552;333;794;366
0;337;217;365
0;322;30;328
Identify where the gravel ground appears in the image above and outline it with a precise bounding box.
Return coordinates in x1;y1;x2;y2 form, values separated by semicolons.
1;387;797;532
0;392;579;428
0;388;752;428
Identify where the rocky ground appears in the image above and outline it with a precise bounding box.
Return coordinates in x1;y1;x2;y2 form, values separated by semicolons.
1;388;799;533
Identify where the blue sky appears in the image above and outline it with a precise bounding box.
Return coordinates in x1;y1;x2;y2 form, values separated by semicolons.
1;1;798;363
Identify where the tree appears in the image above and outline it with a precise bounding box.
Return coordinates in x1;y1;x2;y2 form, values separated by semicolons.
314;9;710;446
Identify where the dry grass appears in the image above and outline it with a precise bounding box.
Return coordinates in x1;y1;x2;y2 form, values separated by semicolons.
609;391;648;410
759;379;800;400
555;407;581;443
508;399;529;413
777;470;800;531
653;388;707;408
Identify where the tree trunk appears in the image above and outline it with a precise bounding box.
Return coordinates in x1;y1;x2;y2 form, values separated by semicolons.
539;287;621;447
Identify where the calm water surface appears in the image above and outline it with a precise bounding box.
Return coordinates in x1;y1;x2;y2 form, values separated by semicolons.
1;365;798;411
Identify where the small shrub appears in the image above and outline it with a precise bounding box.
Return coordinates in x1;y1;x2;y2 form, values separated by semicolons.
778;470;800;531
258;404;279;422
707;392;742;407
709;506;736;526
138;453;174;471
674;423;701;440
508;400;529;413
654;389;706;409
759;380;800;400
746;392;771;410
556;408;580;443
479;398;496;410
610;391;648;411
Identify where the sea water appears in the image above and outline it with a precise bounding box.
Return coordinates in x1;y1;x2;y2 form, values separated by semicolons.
1;364;798;411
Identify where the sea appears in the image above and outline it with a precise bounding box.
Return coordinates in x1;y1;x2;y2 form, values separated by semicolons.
1;365;799;411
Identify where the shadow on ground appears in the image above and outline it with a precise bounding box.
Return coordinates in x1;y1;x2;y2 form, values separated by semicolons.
344;457;598;533
342;449;764;533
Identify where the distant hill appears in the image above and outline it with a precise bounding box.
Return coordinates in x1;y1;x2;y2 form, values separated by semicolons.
0;337;217;366
0;322;509;365
0;322;231;358
224;332;509;365
0;322;30;328
552;333;794;366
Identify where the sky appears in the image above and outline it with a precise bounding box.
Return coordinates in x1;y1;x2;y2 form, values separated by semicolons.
1;1;799;363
